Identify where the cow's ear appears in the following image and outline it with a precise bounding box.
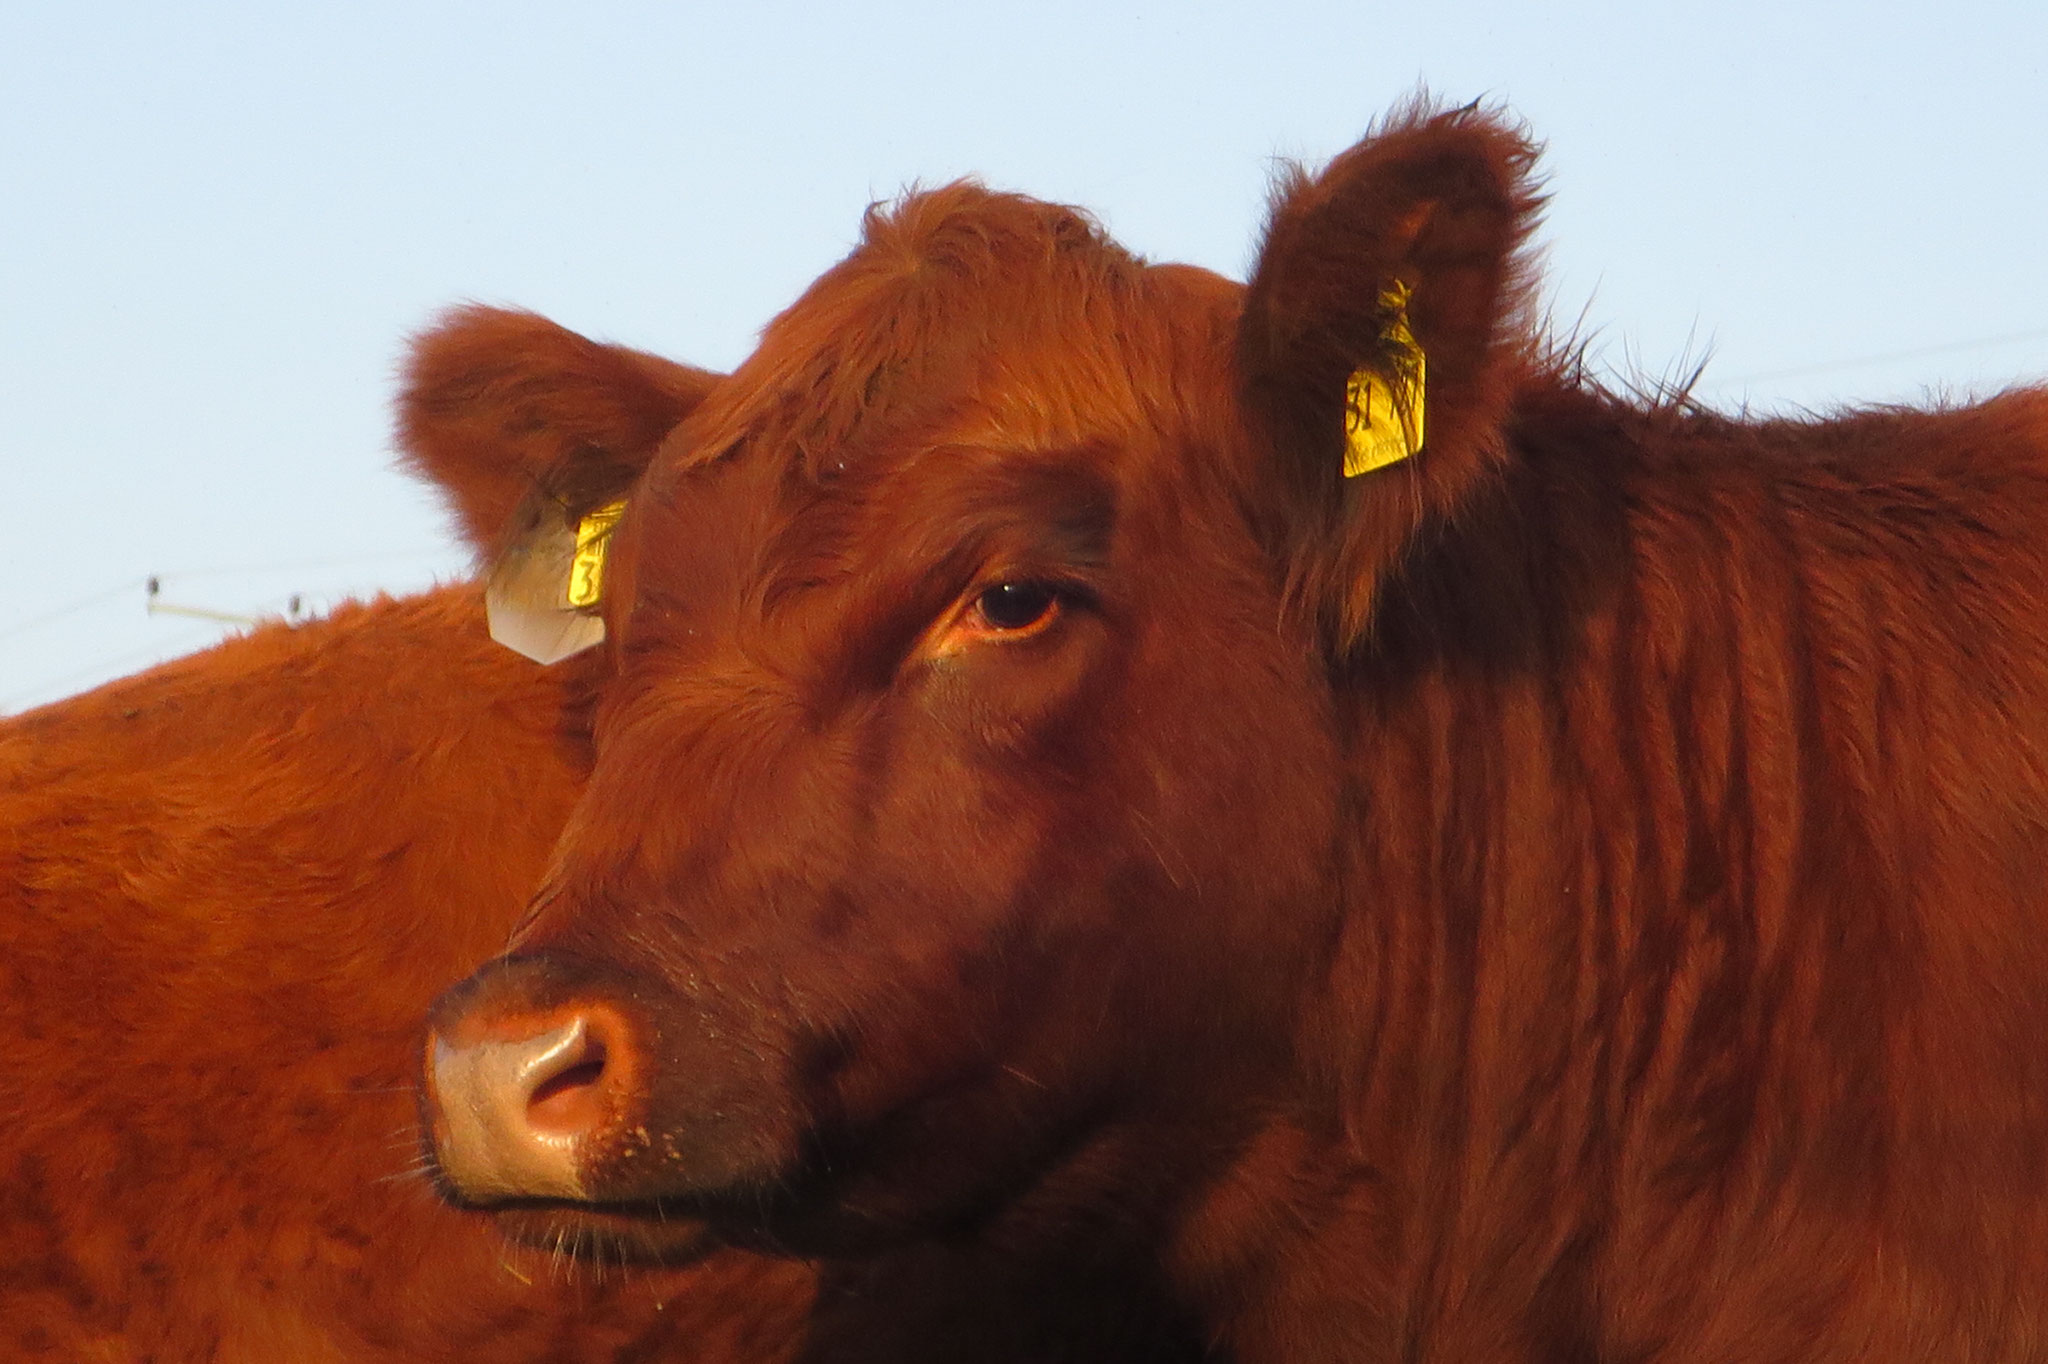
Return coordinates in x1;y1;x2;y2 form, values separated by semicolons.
397;306;719;560
1237;102;1543;652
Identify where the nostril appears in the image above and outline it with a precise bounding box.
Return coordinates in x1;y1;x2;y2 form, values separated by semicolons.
499;1014;618;1139
526;1042;609;1136
427;1007;634;1203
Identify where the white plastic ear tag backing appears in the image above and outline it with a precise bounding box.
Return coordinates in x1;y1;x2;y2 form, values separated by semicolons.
484;496;621;664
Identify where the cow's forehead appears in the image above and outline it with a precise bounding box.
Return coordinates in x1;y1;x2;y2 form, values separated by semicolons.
660;184;1233;491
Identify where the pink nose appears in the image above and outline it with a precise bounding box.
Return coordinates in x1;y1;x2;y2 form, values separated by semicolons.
423;1007;627;1203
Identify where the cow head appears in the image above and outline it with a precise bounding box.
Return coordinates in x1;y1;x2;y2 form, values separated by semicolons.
411;104;1541;1266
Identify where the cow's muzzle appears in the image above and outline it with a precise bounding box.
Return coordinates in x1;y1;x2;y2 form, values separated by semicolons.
420;957;643;1205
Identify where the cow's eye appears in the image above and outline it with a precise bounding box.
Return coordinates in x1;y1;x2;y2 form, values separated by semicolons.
971;581;1061;634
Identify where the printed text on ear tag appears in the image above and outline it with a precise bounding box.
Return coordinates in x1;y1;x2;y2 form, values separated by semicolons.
1342;282;1427;478
567;501;627;609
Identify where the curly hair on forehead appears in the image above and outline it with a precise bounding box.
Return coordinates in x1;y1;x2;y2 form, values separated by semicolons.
859;180;1122;272
688;182;1151;483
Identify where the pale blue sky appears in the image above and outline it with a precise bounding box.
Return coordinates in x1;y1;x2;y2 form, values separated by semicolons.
5;1;2044;712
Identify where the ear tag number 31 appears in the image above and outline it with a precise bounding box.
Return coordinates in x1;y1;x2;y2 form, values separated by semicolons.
1342;282;1427;478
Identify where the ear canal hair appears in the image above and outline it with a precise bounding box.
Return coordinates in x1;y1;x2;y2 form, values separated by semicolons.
1237;98;1545;654
396;306;722;561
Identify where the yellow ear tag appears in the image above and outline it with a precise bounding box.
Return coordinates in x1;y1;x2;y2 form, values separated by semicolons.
566;500;627;609
485;496;627;665
1341;282;1426;478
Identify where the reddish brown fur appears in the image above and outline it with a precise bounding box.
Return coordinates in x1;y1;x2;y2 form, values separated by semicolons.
397;306;719;553
407;100;2048;1361
0;588;815;1360
1;588;1199;1362
4;312;1200;1360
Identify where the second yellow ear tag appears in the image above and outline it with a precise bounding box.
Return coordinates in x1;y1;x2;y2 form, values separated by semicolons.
1342;282;1426;478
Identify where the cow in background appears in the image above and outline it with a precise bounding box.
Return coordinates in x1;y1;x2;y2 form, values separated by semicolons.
0;582;817;1359
410;102;2048;1361
3;310;1197;1362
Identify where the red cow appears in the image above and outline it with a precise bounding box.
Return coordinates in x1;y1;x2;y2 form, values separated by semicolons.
410;102;2048;1361
1;582;819;1359
3;313;1196;1361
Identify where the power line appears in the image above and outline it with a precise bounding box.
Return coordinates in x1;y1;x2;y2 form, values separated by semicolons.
0;621;223;715
1709;326;2048;388
155;549;466;582
0;581;140;645
0;550;463;644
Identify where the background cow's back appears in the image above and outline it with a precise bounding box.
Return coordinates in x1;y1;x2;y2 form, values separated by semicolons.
0;586;817;1359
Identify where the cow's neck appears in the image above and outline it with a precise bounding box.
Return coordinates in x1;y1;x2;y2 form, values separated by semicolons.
1167;426;1632;1358
1187;389;1944;1359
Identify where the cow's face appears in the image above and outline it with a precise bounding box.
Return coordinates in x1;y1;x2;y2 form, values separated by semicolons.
414;107;1539;1261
